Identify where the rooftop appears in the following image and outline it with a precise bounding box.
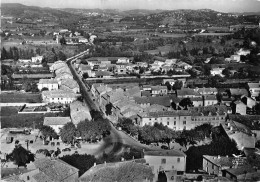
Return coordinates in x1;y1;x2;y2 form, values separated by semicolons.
248;82;260;88
134;96;172;107
144;150;186;157
203;155;234;167
42;90;79;98
43;117;71;125
39;78;58;85
177;88;201;97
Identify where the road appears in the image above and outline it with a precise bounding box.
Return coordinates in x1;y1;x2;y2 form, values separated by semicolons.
67;51;161;157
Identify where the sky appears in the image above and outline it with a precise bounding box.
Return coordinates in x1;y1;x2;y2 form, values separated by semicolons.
1;0;260;12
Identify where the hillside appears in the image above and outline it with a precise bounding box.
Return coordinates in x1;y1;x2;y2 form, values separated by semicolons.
1;3;80;21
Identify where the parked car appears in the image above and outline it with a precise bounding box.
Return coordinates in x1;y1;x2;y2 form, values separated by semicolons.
62;148;71;152
161;145;169;150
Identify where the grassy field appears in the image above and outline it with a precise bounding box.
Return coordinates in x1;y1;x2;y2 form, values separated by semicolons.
0;93;42;103
0;106;61;129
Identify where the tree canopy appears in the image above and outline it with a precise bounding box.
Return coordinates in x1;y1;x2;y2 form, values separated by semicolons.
60;122;77;144
40;125;58;139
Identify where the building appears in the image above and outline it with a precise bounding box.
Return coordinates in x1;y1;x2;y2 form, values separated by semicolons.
204;95;218;106
230;88;248;98
95;71;113;78
195;87;218;95
151;86;168;96
210;68;225;77
78;64;92;77
115;64;127;75
38;78;59;91
248;82;260;98
31;56;43;63
117;57;130;64
70;101;92;126
203;155;246;176
50;61;67;72
144;150;186;175
230;55;241;62
59;79;80;93
222;166;260;181
233;101;247;115
43;117;71;133
42;90;79;104
78;160;153;182
190;97;204;107
137;106;227;130
177;88;201;98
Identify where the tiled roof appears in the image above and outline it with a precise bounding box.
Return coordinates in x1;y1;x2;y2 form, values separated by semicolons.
144;150;186;157
42;90;78;98
203;155;233;167
60;79;79;89
96;85;112;94
70;101;92;124
204;95;217;100
34;158;79;181
196;87;217;93
125;86;141;97
79;161;153;182
95;71;113;76
79;64;92;71
230;88;248;96
141;91;151;97
39;79;58;84
189;105;227;116
248;82;260;88
32;172;57;182
43;117;71;125
151;86;167;91
134;96;171;107
177;88;201;97
190;97;203;101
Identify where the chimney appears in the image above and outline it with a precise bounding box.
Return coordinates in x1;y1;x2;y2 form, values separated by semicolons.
218;155;221;159
104;161;106;165
93;162;96;167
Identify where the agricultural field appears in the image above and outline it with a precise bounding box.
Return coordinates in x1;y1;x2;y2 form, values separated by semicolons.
0;92;42;103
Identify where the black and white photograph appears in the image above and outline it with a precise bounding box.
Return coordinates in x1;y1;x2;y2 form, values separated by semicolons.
1;0;260;181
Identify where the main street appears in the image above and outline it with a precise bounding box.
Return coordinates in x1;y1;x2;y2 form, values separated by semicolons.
67;51;161;157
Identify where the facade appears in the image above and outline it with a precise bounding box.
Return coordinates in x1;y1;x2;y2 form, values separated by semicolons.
204;95;218;106
177;88;201;98
190;97;203;107
43;117;71;133
210;68;225;77
144;150;186;174
70;101;92;126
248;82;260;98
195;87;218;95
38;78;59;91
31;56;43;63
42;90;79;104
233;101;247;115
115;64;127;74
151;86;168;96
230;55;241;62
117;57;130;64
137;106;227;131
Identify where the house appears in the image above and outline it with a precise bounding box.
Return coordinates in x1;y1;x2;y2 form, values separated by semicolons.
176;61;192;70
115;64;127;75
137;106;227;130
43;117;71;133
163;78;186;87
210;68;225;77
195;87;218;95
31;56;43;63
70;101;92;126
55;72;73;81
222;166;260;181
78;160;154;182
95;71;113;78
190;97;203;107
1;168;40;182
144;150;186;175
230;88;248;98
151;86;168;96
204;95;218;106
241;96;256;109
38;78;59;91
117;57;130;64
33;158;79;182
78;64;93;77
230;55;241;62
136;62;148;68
203;155;246;176
134;96;172;108
42;90;79;104
177;88;201;98
60;79;80;93
19;59;31;63
50;61;67;72
233;101;247;115
222;121;256;149
165;59;177;65
248;82;260;98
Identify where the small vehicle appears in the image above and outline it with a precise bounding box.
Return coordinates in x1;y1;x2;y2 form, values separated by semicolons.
161;145;169;150
62;148;71;152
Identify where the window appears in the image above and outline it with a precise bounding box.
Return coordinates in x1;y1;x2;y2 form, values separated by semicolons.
27;176;30;180
183;121;186;125
174;121;176;125
161;158;166;164
184;117;186;119
177;158;180;163
167;122;169;125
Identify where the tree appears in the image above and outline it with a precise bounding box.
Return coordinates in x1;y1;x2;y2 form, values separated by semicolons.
59;154;96;176
1;47;8;60
60;36;67;45
105;103;113;115
172;80;183;90
40;125;58;140
57;51;67;61
60;122;77;144
7;144;35;167
179;98;193;109
165;81;172;91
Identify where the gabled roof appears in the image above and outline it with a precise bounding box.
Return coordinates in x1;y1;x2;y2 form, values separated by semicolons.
34;158;79;181
134;96;171;107
60;79;79;89
230;88;248;96
95;71;113;77
248;82;260;88
203;155;234;167
204;95;217;100
43;117;71;125
177;88;201;97
39;78;58;85
144;150;186;157
42;90;78;98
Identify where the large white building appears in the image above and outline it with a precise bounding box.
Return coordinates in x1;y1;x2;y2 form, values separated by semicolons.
42;90;79;104
248;82;260;98
144;150;186;174
38;79;59;91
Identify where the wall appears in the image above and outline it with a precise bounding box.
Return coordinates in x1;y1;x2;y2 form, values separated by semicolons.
0;103;46;107
203;158;220;175
144;155;186;174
